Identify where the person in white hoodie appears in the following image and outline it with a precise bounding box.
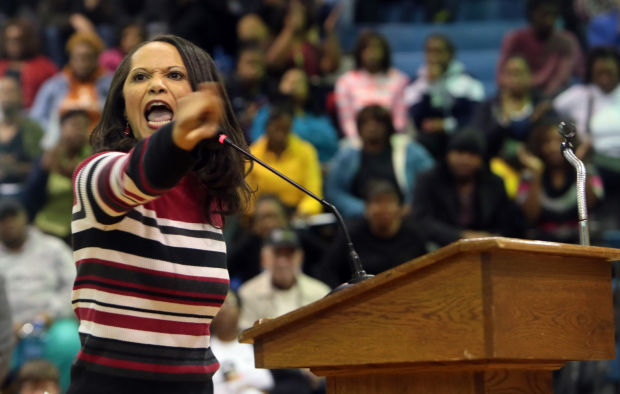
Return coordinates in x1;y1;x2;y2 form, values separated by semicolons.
405;33;485;158
553;46;620;231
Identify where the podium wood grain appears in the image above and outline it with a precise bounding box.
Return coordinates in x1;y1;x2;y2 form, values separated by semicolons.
240;238;620;393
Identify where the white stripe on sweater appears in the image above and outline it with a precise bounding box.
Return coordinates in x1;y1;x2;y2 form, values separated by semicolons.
74;248;229;279
78;319;211;348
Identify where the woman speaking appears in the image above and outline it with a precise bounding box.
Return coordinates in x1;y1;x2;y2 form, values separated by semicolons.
67;35;251;394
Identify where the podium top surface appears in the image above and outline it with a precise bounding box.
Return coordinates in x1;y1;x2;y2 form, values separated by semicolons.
239;237;620;344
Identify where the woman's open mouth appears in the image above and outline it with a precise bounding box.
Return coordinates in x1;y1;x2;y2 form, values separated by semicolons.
144;100;174;129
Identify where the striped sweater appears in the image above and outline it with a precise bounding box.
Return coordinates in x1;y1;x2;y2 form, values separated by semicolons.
70;122;229;385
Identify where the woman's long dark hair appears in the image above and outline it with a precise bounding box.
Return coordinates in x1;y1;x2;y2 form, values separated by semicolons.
90;34;252;220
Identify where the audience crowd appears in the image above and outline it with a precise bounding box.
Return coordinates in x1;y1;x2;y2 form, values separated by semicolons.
1;0;620;393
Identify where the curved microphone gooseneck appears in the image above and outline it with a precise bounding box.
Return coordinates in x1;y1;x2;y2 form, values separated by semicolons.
558;122;590;246
218;134;373;291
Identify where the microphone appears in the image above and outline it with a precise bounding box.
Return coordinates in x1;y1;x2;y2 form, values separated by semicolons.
218;134;373;290
557;122;589;245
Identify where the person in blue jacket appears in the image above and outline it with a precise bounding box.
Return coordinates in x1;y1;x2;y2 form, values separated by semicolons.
250;68;339;163
325;105;433;218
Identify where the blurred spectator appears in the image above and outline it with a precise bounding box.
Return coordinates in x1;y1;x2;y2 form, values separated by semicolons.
497;0;583;98
471;56;551;164
325;105;433;219
247;103;323;217
0;75;44;198
405;33;485;159
412;129;525;247
226;43;273;141
587;1;620;50
23;109;91;243
14;360;60;394
210;291;274;394
554;47;620;176
265;0;340;78
335;30;409;139
227;195;327;285
250;68;339;163
30;31;112;150
238;227;330;328
321;179;427;289
0;199;79;390
0;275;13;386
516;116;603;243
37;0;119;66
0;19;58;110
553;46;620;230
236;13;272;50
98;21;146;74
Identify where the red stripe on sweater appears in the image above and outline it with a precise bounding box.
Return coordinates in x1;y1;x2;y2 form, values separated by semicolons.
75;275;227;300
76;258;230;284
73;284;223;307
75;307;208;335
77;352;219;374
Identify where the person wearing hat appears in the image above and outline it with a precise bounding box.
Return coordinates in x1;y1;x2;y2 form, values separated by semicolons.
412;129;525;247
320;179;427;289
238;228;330;393
238;228;330;330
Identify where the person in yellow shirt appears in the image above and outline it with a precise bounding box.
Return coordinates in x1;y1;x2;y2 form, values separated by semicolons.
247;103;323;217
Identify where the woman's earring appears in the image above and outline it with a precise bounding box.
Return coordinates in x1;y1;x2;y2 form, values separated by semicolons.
123;122;131;137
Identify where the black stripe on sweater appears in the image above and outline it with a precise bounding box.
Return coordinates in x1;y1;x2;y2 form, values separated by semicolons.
73;361;215;382
80;335;217;362
125;210;224;241
74;278;225;304
72;228;227;269
75;261;229;296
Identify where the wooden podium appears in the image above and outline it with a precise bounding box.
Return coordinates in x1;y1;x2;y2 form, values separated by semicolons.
239;238;620;393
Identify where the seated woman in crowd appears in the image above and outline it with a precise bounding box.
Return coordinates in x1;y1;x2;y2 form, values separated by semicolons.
471;55;551;165
321;179;427;289
412;129;525;247
247;103;323;218
335;30;409;139
0;18;58;110
250;68;339;164
30;31;112;149
325;105;433;219
265;0;340;79
22;110;92;243
516;116;604;243
405;33;485;159
0;75;44;198
553;46;620;230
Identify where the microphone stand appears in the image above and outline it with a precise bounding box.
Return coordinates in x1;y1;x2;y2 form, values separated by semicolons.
558;122;590;246
218;134;373;291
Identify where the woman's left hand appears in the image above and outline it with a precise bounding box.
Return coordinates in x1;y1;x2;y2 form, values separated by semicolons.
172;82;224;151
